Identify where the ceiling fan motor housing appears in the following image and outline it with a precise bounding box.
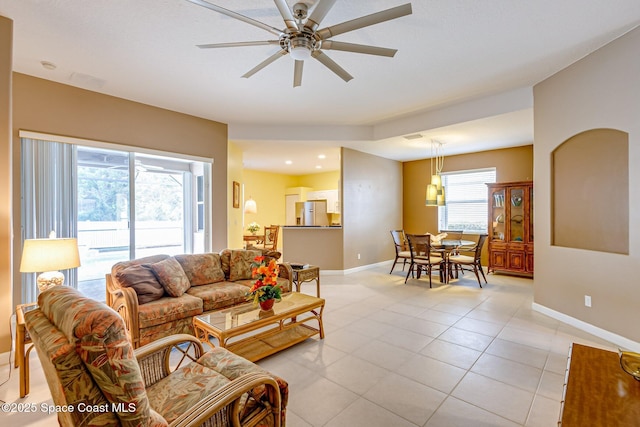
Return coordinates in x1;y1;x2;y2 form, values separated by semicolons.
288;34;317;59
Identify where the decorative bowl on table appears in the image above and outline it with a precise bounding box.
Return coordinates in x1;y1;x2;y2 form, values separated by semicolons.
619;349;640;380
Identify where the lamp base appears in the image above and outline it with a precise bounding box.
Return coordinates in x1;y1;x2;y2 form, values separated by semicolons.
37;271;65;292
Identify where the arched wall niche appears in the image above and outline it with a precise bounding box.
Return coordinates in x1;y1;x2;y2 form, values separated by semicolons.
551;128;628;254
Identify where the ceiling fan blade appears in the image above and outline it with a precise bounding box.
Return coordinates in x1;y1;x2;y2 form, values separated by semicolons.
321;40;397;57
242;50;288;79
312;50;353;82
316;3;412;40
197;40;280;49
273;0;298;32
293;60;304;87
185;0;283;37
304;0;337;32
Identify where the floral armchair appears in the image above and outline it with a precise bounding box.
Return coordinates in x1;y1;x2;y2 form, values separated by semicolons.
25;286;288;426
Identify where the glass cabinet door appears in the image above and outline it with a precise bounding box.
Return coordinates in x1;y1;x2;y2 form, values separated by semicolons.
491;188;505;241
509;187;525;242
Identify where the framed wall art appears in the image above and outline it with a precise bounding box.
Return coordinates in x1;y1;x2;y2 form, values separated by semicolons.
232;181;240;208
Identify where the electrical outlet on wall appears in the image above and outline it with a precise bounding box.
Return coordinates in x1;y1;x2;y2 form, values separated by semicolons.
357;253;361;260
584;295;592;307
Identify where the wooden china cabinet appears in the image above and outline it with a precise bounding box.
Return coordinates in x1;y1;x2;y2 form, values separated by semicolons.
486;181;533;276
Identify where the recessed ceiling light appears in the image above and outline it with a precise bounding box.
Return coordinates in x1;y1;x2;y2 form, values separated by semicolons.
40;61;57;70
315;165;322;169
318;154;326;159
285;160;292;165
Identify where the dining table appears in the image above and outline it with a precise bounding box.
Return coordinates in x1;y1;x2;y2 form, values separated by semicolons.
242;234;263;248
432;239;476;283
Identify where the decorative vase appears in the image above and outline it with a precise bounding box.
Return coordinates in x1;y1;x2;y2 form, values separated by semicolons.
259;299;275;311
251;230;257;235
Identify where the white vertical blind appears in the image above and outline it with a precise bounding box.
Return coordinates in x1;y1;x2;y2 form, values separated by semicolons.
438;168;496;233
21;138;78;303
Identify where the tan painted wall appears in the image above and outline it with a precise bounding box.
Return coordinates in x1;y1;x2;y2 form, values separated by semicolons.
227;142;245;250
342;148;403;270
552;129;628;254
0;16;13;354
281;227;343;269
403;145;533;235
534;26;640;343
11;74;228;307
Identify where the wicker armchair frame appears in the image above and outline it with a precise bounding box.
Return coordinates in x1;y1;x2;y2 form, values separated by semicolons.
135;334;282;427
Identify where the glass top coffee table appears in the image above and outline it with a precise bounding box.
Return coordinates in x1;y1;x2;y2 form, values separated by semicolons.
193;292;325;362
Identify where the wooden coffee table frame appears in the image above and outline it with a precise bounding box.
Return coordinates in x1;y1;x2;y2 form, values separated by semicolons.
193;293;325;362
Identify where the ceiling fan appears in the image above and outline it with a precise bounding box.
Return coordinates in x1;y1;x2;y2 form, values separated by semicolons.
185;0;412;87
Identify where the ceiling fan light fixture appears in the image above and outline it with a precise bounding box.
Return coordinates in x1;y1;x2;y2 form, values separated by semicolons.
187;0;413;86
288;36;313;60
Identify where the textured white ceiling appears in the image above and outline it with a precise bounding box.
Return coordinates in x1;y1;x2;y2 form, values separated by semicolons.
1;0;639;173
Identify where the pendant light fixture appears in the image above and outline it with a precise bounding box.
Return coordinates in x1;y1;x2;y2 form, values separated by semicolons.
425;140;446;206
244;197;257;214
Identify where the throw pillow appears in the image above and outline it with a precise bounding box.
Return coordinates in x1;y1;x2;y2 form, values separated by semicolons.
115;264;165;305
174;253;225;286
150;257;190;297
219;249;232;279
229;249;262;281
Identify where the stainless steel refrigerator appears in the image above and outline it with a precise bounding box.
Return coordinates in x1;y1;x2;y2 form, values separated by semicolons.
298;200;329;226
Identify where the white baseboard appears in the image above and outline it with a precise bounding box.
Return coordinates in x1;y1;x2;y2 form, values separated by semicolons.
532;302;640;352
322;260;392;276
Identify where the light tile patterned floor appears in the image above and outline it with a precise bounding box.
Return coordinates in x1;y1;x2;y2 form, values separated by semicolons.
0;265;617;426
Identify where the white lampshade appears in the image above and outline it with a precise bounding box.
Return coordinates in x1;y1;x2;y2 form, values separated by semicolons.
244;197;257;214
20;237;81;291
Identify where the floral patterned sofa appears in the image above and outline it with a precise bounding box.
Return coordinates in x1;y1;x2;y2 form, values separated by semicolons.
106;249;292;348
25;286;288;426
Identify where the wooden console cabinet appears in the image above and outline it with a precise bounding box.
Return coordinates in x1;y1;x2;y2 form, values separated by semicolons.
559;343;640;426
487;181;533;276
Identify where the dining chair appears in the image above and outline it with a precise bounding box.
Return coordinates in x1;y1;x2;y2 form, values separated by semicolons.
253;225;279;250
405;234;444;287
389;229;411;273
448;234;488;287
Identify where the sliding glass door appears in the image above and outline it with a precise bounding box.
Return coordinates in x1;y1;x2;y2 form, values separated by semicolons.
22;138;211;303
76;147;131;300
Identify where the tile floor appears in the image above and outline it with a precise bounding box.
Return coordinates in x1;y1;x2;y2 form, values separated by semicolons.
0;265;617;426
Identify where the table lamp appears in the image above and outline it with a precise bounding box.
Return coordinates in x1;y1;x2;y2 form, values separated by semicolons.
20;232;81;292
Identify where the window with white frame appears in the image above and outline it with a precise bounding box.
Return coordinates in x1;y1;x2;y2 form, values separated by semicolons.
437;168;496;233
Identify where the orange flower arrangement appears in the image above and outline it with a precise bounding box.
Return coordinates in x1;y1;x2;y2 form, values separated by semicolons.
246;256;282;305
